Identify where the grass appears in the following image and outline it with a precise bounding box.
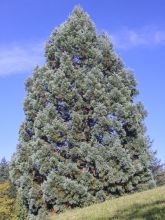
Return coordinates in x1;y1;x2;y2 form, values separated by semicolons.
50;186;165;220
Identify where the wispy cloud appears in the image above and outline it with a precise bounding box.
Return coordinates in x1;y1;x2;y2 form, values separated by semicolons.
1;26;165;76
111;26;165;49
0;41;45;76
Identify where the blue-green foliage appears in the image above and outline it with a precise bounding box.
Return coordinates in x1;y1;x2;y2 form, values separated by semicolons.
0;158;9;183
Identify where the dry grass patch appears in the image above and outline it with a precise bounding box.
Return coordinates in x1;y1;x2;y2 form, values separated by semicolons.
50;186;165;220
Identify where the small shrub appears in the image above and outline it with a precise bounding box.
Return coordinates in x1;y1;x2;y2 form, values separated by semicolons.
0;181;15;220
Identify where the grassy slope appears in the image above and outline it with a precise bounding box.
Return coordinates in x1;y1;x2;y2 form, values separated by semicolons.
50;186;165;220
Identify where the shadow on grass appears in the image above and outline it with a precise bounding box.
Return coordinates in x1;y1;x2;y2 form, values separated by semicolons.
81;200;165;220
112;200;165;220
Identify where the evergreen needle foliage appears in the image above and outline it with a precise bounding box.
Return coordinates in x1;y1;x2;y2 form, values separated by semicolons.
150;150;165;186
10;6;154;218
0;158;9;183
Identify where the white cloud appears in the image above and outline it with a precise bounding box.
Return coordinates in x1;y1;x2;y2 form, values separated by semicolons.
154;31;165;44
111;26;165;49
1;26;165;76
0;41;45;76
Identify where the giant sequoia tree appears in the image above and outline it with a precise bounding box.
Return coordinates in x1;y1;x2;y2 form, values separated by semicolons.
10;6;154;218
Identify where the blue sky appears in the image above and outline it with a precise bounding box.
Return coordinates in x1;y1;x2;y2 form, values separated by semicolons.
0;0;165;162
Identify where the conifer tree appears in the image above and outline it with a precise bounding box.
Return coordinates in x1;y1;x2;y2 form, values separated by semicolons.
0;158;9;183
10;6;154;217
150;150;165;186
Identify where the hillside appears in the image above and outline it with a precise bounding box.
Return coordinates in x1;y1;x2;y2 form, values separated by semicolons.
50;186;165;220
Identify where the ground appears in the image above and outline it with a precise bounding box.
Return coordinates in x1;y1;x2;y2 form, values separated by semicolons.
50;186;165;220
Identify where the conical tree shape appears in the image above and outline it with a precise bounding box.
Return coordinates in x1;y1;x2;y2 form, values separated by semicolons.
10;6;154;217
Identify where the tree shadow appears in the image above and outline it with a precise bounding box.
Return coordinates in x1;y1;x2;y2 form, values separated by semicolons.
114;200;165;220
82;200;165;220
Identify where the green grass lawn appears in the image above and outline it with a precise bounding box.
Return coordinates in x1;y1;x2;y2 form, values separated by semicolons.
50;186;165;220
